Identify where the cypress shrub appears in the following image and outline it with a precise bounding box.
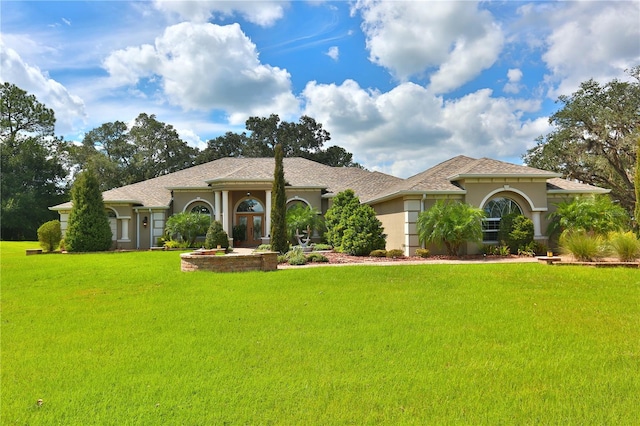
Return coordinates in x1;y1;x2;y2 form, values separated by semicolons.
65;170;113;252
37;220;62;252
324;189;360;250
498;213;534;253
341;204;386;256
270;144;288;254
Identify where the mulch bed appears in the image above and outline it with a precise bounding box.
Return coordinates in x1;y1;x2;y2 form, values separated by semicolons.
314;251;521;264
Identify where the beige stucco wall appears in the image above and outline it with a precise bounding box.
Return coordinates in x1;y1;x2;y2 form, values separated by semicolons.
372;198;405;252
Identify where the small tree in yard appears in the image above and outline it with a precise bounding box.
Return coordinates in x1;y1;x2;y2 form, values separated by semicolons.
164;212;210;247
497;213;534;253
65;169;113;252
270;144;288;254
341;204;386;256
286;204;323;243
324;189;360;249
205;220;229;250
417;200;485;256
547;194;629;239
37;220;62;252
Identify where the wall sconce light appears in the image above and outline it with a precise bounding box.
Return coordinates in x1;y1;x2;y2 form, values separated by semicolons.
246;192;251;197
143;216;148;228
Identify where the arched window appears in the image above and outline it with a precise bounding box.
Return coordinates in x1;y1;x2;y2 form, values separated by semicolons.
286;200;308;211
483;197;522;242
237;198;264;213
190;204;211;215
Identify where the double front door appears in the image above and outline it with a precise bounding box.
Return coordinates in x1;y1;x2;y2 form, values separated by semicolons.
236;213;263;246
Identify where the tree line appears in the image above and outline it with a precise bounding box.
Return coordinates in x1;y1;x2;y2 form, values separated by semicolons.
0;82;359;239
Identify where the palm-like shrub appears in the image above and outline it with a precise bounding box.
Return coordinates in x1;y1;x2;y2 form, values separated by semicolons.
548;195;629;239
286;204;323;243
205;220;229;250
608;231;640;262
164;212;210;247
417;200;485;256
37;220;62;252
559;230;607;262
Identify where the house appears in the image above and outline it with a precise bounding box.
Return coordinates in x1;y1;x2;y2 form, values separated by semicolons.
50;155;608;255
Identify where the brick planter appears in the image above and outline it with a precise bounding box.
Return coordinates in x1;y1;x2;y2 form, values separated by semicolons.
180;251;278;273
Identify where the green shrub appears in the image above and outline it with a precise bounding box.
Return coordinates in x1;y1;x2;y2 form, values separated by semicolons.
37;220;62;252
608;231;640;262
284;247;307;265
65;169;113;252
497;245;511;256
547;195;629;239
386;249;405;258
498;214;534;253
163;239;190;249
165;212;210;247
480;244;497;255
254;244;272;252
341;205;386;256
415;248;430;258
369;249;387;257
205;220;229;250
324;189;360;249
312;243;333;251
306;253;329;263
560;230;606;262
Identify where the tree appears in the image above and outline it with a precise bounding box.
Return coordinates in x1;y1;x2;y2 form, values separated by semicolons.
67;121;134;190
196;131;248;164
65;169;113;252
524;67;640;214
547;194;629;239
128;113;197;182
340;204;386;256
37;220;62;252
324;189;361;249
164;212;210;247
270;144;288;254
0;83;68;240
635;137;640;228
417;200;485;256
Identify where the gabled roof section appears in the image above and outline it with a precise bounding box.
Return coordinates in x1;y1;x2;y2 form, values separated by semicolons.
448;157;561;179
546;178;610;193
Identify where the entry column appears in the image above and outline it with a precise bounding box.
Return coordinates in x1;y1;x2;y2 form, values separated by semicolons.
222;190;230;234
265;190;272;237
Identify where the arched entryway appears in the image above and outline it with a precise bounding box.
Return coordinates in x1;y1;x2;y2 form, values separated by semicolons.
234;198;264;246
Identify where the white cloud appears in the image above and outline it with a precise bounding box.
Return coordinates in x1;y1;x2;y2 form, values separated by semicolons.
541;1;640;97
303;80;550;177
326;46;339;61
103;22;299;124
153;0;287;27
0;41;86;135
503;68;523;94
353;0;504;93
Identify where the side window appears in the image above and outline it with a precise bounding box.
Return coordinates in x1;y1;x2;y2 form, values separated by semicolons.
482;198;522;242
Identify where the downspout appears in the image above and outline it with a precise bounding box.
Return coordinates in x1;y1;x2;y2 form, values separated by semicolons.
136;210;140;249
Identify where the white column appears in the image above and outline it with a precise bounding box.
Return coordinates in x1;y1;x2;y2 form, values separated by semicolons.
532;211;542;239
265;190;272;237
222;190;230;234
120;218;130;241
214;191;221;222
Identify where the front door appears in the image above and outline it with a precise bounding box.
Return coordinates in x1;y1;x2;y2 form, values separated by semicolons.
236;214;263;246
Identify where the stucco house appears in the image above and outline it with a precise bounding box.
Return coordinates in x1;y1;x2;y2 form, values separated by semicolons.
50;155;608;255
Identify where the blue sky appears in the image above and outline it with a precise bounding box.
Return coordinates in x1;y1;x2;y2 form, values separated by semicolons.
1;1;639;177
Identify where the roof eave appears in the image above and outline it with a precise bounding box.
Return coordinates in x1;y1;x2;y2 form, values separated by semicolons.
364;189;467;205
449;172;562;180
547;188;610;194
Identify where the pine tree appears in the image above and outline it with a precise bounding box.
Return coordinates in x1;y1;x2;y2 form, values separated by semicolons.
270;144;288;254
65;169;113;252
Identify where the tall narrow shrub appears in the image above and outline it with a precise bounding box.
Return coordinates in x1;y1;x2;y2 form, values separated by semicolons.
270;144;288;254
37;220;62;252
65;169;113;252
341;204;386;256
324;189;360;250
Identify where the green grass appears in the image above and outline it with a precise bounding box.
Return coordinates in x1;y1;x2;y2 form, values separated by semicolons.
2;242;639;424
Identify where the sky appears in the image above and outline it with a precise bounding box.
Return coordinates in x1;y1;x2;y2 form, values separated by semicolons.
1;0;639;178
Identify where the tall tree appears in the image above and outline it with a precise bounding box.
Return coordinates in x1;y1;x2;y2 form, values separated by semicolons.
64;169;113;252
524;67;640;213
0;83;68;240
128;113;197;182
196;131;248;164
270;143;288;254
636;137;640;228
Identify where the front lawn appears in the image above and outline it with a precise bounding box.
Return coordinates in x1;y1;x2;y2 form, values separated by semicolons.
2;242;639;424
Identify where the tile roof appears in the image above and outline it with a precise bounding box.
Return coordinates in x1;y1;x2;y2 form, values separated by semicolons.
50;155;609;210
